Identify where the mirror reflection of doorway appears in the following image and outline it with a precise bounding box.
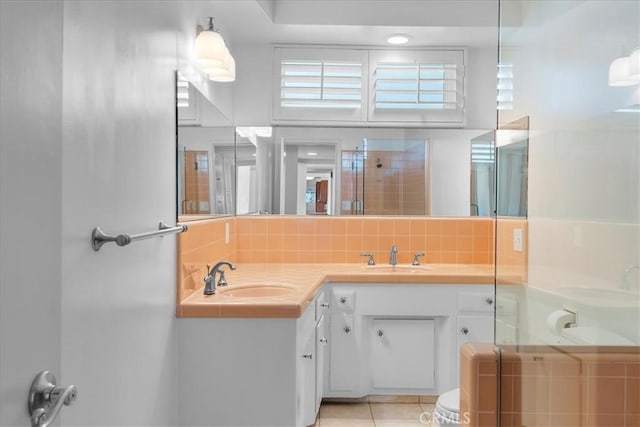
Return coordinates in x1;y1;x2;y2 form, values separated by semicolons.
305;171;333;215
181;149;211;215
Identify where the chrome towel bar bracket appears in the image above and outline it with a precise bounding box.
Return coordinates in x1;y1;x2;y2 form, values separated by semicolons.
91;221;188;251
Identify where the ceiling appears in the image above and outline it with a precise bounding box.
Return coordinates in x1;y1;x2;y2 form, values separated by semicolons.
203;0;500;48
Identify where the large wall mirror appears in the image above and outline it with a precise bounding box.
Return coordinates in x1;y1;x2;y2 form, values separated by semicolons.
176;72;235;221
235;126;494;217
174;78;500;220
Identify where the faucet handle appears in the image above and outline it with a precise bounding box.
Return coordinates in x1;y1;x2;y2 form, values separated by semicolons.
412;252;426;266
360;252;376;265
217;270;229;287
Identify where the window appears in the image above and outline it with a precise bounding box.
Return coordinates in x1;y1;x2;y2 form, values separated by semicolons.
273;47;466;126
368;49;465;125
280;60;362;109
374;64;458;110
273;47;367;122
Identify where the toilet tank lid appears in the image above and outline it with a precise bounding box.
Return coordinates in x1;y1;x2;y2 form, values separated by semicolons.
438;388;460;413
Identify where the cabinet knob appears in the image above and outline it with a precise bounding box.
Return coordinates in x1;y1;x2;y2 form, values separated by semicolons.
339;297;347;304
377;330;384;338
319;337;328;344
486;298;494;306
460;327;469;335
320;303;330;308
343;326;351;334
302;354;313;360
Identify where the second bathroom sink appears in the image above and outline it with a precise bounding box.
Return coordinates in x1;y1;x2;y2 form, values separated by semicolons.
363;264;432;273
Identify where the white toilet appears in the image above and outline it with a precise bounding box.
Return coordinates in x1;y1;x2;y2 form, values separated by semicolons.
433;387;460;426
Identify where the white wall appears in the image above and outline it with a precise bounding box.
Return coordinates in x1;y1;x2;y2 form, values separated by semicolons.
233;45;498;129
0;2;63;425
233;44;274;125
498;0;640;344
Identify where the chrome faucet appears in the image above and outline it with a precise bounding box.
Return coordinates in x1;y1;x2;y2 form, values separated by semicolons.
621;264;639;290
389;245;398;266
204;261;236;295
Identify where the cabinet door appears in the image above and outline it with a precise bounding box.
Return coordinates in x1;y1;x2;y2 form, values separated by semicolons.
315;315;327;414
371;319;435;389
328;313;358;392
457;315;494;346
301;332;316;427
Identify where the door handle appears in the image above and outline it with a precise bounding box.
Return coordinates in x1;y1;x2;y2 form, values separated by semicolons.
28;371;77;427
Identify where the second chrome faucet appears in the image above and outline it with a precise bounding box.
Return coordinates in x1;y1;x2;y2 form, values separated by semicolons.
389;245;398;266
204;261;236;295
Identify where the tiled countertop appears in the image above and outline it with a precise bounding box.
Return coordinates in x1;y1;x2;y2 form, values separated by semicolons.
178;263;494;318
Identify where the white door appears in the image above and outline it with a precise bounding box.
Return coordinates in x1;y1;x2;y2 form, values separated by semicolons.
1;2;181;426
0;2;64;425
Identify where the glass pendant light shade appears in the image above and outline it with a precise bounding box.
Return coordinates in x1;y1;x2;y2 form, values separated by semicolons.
194;18;227;69
208;49;236;82
194;17;236;82
608;56;635;86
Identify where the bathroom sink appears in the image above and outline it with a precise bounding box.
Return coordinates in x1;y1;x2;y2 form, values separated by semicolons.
216;282;298;298
363;264;432;273
557;287;639;307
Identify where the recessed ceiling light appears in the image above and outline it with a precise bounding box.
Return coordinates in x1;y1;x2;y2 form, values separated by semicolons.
386;34;410;45
307;152;318;156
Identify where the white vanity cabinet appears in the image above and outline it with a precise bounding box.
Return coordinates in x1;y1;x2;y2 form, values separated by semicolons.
456;290;495;384
298;290;328;426
178;290;326;427
324;284;494;398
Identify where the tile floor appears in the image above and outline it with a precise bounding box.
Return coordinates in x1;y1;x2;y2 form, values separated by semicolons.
313;401;438;426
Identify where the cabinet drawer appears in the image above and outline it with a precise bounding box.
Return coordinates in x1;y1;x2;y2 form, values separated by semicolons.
332;289;355;312
457;292;494;313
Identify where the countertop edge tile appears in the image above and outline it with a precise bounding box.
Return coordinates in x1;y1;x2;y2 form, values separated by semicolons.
178;263;495;318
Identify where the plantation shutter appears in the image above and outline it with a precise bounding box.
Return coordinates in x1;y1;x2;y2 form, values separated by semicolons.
273;48;367;122
497;63;513;110
368;49;465;124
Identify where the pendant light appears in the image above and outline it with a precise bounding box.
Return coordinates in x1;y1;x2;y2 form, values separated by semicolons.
609;47;640;87
194;17;236;82
609;56;634;86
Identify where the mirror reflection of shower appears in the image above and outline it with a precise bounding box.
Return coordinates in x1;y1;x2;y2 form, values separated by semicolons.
341;139;430;215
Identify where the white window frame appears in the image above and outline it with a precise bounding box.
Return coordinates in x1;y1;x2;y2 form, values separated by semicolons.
273;47;368;123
